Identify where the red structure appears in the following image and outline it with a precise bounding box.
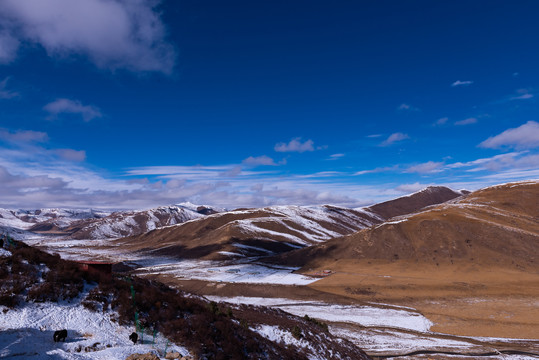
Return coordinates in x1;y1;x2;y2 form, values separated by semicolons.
77;260;114;279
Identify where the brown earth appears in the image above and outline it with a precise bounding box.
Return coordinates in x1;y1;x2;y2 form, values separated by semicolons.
273;181;538;269
304;259;539;339
367;186;464;220
113;186;464;261
139;261;539;341
263;181;539;340
114;205;384;260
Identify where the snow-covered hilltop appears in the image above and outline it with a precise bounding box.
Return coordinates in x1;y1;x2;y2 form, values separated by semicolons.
0;203;223;241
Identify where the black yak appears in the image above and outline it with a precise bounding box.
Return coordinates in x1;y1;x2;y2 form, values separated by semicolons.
129;332;138;344
53;329;67;342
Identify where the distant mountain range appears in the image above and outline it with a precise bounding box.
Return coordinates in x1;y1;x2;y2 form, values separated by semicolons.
273;180;538;270
5;182;537;273
0;203;221;240
108;185;466;260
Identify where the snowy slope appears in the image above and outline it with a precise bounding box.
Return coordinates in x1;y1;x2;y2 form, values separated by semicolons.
0;208;110;241
114;203;383;260
0;300;189;360
229;204;379;246
69;205;206;239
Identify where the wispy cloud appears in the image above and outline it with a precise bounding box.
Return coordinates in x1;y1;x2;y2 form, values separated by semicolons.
451;80;474;87
0;77;19;99
242;155;280;166
395;182;433;193
54;148;86;162
380;132;410;147
0;128;48;143
274;138;315;153
405;161;444;174
397;103;420;111
454;117;477;126
479;121;539;150
509;88;534;100
354;165;399;176
327;153;345;161
434;117;449;126
44;98;102;122
0;0;176;74
0;31;19;64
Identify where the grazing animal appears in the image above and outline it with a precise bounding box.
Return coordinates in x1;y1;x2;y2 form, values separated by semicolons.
129;332;138;344
53;329;67;342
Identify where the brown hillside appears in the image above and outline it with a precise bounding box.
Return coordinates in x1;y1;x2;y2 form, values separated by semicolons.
113;187;465;261
366;185;463;219
276;180;538;269
114;205;382;260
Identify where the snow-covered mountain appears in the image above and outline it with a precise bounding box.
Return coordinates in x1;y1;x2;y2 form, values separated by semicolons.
114;204;387;260
0;208;110;240
0;204;223;241
3;186;465;260
274;180;539;269
361;186;465;220
67;205;209;240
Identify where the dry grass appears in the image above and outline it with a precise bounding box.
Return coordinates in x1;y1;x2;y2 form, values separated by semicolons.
305;259;539;339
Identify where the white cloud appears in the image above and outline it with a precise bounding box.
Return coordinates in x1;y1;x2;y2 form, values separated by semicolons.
510;94;534;100
397;103;419;111
479;121;539;150
454;117;477;126
0;77;19;99
274;138;315;153
354;165;399;176
0;0;175;74
54;148;86;162
328;153;345;160
0;129;48;143
242;155;278;166
434;117;448;126
451;80;473;87
511;94;533;100
44;98;102;121
395;182;432;193
380;132;409;147
398;103;410;110
405;161;444;174
509;89;534;101
0;31;19;64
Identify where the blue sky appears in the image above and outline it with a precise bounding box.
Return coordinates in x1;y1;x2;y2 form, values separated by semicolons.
0;0;538;209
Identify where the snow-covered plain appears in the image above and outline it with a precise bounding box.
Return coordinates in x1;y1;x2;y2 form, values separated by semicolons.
330;326;477;353
133;258;319;285
0;299;188;360
206;296;432;333
253;325;327;360
207;296;539;358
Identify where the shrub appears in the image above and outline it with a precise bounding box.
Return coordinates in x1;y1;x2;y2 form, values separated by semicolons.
291;325;303;340
303;314;329;332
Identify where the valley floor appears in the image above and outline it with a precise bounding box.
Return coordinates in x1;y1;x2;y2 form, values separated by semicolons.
23;238;539;360
134;260;539;359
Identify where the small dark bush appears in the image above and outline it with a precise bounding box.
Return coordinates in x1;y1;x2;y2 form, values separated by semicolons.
304;314;329;332
291;325;303;340
82;300;99;312
0;293;19;308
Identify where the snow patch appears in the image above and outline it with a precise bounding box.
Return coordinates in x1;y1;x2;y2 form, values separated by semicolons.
207;296;433;333
0;301;188;359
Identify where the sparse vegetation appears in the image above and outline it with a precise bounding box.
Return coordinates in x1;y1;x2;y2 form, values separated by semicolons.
303;314;328;332
1;240;373;359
